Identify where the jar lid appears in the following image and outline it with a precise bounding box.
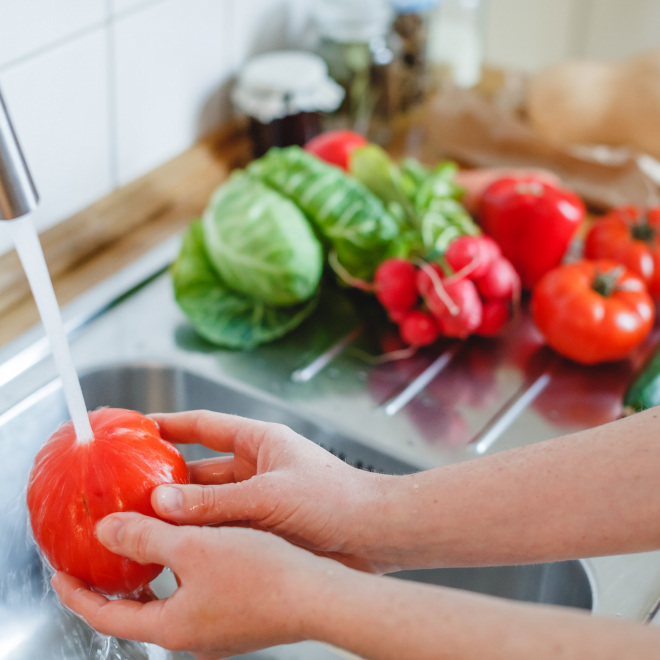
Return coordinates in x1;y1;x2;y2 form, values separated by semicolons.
392;0;440;13
313;0;393;43
233;51;344;123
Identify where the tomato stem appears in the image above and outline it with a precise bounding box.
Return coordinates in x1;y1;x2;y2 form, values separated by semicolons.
630;211;657;244
592;266;625;297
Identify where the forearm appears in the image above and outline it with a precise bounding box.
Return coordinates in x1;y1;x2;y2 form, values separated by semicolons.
307;568;660;660
358;407;660;569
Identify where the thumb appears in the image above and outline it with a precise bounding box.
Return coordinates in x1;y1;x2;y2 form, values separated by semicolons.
96;512;178;566
152;481;265;525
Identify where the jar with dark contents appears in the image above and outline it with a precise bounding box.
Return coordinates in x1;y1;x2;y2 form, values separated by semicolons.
312;0;397;138
391;0;440;112
232;51;344;157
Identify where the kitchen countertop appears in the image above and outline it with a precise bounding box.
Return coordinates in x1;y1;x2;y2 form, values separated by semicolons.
4;95;660;658
0;121;254;348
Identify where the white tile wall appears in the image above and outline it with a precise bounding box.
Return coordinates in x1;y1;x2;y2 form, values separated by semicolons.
0;0;107;70
0;30;113;255
483;0;577;72
0;0;657;257
0;0;304;256
112;0;233;185
580;0;660;61
110;0;166;18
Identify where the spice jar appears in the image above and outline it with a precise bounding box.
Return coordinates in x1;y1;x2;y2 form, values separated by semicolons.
232;51;344;157
311;0;396;137
390;0;440;111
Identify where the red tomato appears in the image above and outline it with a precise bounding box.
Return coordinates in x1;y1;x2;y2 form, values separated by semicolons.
531;260;655;365
584;206;660;297
479;177;585;290
27;408;189;596
304;130;369;171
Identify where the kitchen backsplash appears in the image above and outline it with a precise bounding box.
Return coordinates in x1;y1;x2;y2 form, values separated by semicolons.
0;0;312;255
0;0;656;256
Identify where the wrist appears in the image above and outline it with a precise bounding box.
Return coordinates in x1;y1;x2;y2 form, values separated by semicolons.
346;472;414;572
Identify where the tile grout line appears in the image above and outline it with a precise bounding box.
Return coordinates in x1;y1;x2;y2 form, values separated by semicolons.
106;2;120;191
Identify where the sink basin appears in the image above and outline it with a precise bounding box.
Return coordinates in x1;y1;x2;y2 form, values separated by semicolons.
0;363;592;660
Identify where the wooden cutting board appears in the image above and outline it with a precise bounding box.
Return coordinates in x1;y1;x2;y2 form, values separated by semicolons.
0;122;253;348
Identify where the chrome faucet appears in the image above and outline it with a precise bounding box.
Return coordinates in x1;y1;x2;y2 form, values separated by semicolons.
0;88;38;220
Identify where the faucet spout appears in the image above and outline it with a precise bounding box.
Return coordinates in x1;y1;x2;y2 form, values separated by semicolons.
0;88;38;220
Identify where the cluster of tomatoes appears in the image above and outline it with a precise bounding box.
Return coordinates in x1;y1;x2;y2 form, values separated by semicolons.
374;234;521;347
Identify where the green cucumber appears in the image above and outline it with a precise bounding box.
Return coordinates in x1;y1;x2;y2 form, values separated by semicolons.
623;347;660;414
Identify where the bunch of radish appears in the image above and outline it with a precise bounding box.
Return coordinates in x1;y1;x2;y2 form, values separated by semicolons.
374;235;521;347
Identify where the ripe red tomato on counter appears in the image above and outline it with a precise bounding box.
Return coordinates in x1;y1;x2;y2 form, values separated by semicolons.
479;177;586;290
27;408;189;596
531;259;655;365
584;205;660;297
304;130;369;171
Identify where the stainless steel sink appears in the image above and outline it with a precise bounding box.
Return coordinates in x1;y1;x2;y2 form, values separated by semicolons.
1;363;592;659
1;237;660;659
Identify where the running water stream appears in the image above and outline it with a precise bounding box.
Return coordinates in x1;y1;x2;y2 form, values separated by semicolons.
6;216;94;443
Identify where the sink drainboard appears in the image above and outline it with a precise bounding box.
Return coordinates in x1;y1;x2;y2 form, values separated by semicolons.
0;363;593;660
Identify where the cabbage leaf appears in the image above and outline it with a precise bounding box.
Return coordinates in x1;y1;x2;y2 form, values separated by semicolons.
202;172;323;306
172;221;319;350
248;147;403;281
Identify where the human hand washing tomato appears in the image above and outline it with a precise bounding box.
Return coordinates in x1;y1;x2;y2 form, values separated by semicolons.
479;177;585;290
27;408;189;596
584;205;660;298
531;259;655;365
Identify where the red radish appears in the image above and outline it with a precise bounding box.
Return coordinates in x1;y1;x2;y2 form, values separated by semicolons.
475;258;521;301
399;311;440;346
426;278;483;338
445;236;498;280
387;307;409;324
479;235;502;264
416;262;445;297
375;259;418;312
477;299;510;336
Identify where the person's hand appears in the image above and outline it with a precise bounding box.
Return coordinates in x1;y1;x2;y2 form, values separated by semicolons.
51;512;344;660
148;411;398;573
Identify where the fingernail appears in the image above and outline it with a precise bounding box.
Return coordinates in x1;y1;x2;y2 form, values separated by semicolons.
96;517;123;546
156;485;183;513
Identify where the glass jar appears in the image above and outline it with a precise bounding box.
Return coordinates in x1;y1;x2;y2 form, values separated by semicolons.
429;0;487;88
232;50;344;157
390;0;441;111
312;0;397;137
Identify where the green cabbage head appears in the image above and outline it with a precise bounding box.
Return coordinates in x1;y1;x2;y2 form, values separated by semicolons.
201;173;323;306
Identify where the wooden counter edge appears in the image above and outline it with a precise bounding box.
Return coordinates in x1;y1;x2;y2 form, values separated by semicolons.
0;122;253;349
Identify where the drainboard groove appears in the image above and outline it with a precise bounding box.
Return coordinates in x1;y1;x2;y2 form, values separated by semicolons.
290;325;365;383
470;369;552;455
380;343;461;417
